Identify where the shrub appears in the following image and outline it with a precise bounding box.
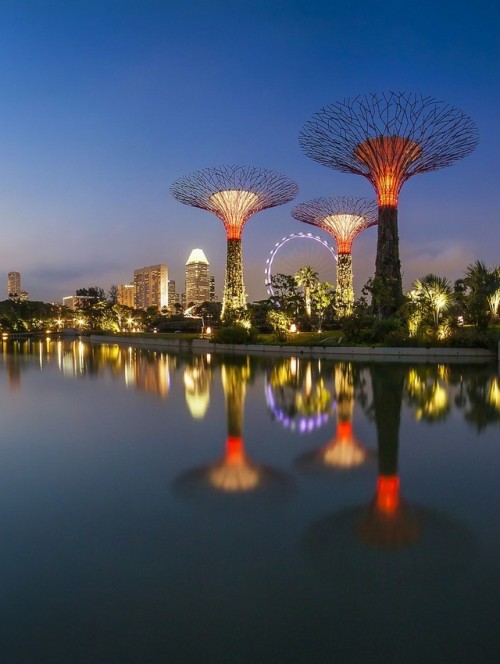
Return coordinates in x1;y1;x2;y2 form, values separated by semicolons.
369;318;405;343
213;324;259;345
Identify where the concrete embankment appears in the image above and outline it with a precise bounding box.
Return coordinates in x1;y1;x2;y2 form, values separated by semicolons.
89;335;498;363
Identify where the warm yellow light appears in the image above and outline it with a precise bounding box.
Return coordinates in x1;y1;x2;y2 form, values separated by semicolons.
205;326;212;335
355;136;422;206
488;378;500;410
289;323;297;334
210;189;260;238
323;213;367;253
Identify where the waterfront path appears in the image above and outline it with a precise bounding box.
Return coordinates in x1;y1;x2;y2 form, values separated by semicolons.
90;334;497;363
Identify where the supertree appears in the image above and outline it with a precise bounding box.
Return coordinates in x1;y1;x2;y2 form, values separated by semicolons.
292;196;377;316
170;165;298;322
299;92;478;315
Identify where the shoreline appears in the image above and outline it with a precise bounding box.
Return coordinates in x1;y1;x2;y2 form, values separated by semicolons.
89;334;498;363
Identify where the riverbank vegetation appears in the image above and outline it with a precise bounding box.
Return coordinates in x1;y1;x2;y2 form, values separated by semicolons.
1;261;499;350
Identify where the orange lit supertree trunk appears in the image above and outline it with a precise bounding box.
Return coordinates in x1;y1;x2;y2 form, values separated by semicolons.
207;359;258;491
292;196;377;317
300;93;478;315
171;166;298;323
358;362;421;549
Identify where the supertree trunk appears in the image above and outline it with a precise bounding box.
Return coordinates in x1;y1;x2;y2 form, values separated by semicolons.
374;206;404;315
222;238;246;322
336;252;354;317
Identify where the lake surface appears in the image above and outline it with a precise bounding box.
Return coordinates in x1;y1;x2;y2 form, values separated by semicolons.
1;339;499;663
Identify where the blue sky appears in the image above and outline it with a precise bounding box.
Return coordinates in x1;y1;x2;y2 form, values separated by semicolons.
0;0;498;302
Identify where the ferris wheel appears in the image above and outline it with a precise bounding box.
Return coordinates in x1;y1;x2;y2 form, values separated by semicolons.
265;232;337;297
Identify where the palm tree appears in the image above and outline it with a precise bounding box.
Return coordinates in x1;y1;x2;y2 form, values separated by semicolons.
464;260;499;328
411;274;452;327
487;267;500;317
295;266;319;317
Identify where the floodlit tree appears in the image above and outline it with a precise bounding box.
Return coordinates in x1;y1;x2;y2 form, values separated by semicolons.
463;261;500;326
300;92;478;315
295;266;318;317
410;274;453;328
171;166;298;322
292;196;377;317
309;281;335;331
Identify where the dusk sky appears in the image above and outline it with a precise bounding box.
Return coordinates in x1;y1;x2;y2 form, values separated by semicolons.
0;0;498;303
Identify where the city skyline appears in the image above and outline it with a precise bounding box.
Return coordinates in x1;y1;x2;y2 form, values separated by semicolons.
0;1;498;303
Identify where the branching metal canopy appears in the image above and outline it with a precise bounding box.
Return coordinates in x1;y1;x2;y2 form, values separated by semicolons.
291;196;378;253
170;165;299;238
299;92;478;206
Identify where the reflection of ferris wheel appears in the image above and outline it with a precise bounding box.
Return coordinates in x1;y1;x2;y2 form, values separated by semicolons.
265;232;337;296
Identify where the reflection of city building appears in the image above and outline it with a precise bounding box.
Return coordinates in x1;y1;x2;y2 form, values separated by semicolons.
184;356;211;419
124;350;170;398
117;283;135;308
266;357;333;432
134;264;168;310
185;249;210;307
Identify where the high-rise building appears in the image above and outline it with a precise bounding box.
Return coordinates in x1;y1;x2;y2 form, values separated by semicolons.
168;280;176;310
8;272;28;301
185;249;210;308
117;283;136;308
133;264;168;310
8;272;20;297
209;275;216;302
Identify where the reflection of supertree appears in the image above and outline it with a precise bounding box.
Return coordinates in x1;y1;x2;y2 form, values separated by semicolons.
359;363;420;548
266;357;334;432
307;364;421;549
291;197;377;316
175;359;293;499
405;365;450;422
296;362;370;471
170;166;298;321
300;93;478;313
184;356;211;419
304;361;478;580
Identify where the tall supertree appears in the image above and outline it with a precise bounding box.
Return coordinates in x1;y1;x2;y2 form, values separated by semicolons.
170;165;298;322
299;92;478;315
292;196;377;316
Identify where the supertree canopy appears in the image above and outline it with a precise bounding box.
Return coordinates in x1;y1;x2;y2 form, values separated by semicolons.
292;196;377;316
299;92;478;315
170;165;298;321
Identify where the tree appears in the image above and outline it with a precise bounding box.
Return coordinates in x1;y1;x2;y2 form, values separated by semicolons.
295;266;318;317
411;274;452;328
309;281;335;331
76;287;105;309
267;309;292;342
108;285;119;304
463;261;498;329
269;273;303;315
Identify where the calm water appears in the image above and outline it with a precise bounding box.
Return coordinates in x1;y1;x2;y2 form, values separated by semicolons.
1;339;499;663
